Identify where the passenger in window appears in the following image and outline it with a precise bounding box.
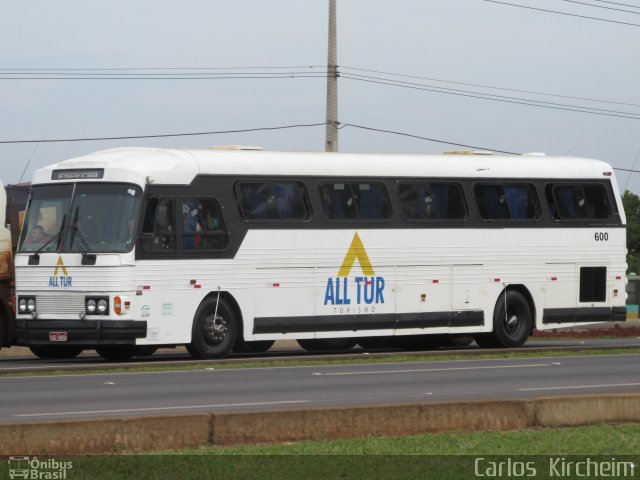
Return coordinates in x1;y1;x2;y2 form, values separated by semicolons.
321;188;345;219
273;183;295;219
183;202;202;249
423;195;435;219
151;202;175;250
203;208;221;231
249;186;269;219
24;224;47;245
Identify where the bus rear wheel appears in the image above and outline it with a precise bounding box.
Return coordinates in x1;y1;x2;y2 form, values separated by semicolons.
475;290;532;348
29;345;84;359
96;345;136;361
189;297;237;359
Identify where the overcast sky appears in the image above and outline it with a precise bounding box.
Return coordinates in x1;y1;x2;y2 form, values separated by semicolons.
2;0;639;192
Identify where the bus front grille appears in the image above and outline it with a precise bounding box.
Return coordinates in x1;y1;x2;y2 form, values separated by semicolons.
35;295;86;315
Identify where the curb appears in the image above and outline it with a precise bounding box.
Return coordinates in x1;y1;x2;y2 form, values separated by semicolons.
1;394;640;455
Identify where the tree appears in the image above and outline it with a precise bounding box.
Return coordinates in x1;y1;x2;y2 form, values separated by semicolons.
622;190;640;273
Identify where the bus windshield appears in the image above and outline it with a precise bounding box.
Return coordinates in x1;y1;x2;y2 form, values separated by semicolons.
18;183;142;254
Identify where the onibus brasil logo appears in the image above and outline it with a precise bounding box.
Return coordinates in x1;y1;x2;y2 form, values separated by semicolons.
323;232;385;313
49;256;72;288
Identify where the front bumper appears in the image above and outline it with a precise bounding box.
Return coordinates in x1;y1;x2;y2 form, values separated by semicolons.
15;319;147;346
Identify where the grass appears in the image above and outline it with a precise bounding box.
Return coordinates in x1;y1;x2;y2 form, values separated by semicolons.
166;423;640;455
2;424;637;479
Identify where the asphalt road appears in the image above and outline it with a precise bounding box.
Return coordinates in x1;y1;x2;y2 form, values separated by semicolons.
1;337;640;372
1;352;639;423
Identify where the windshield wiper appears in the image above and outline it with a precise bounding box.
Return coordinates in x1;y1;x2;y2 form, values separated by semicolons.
69;207;96;265
28;214;67;265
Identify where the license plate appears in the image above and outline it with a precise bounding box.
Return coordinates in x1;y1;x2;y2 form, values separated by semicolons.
49;331;68;342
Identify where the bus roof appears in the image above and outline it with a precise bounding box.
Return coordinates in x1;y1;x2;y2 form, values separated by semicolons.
31;147;618;187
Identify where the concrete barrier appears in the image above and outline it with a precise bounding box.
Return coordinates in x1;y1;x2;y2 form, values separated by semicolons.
1;394;639;455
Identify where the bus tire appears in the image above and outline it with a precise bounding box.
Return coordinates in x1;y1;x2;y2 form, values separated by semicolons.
234;339;275;353
29;345;83;359
96;345;136;361
478;290;532;348
189;297;237;359
297;338;356;352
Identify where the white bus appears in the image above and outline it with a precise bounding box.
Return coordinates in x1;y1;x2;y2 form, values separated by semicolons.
13;147;627;360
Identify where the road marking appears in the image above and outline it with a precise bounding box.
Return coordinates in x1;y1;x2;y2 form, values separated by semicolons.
14;400;310;418
519;382;640;392
312;363;554;376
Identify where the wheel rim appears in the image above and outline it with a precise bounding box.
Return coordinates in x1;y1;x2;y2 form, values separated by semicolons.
203;313;227;346
504;304;526;337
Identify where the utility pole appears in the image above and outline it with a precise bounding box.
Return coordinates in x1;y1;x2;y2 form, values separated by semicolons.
325;0;338;152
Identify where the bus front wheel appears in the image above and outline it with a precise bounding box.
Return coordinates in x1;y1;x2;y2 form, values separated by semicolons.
475;290;532;348
189;297;237;359
29;345;83;359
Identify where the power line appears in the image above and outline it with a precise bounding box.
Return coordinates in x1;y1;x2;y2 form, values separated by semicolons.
0;120;520;154
3;120;640;174
0;73;328;80
591;0;640;9
340;123;520;154
557;0;640;14
342;123;640;174
0;65;325;71
341;66;640;108
342;74;640;121
481;0;640;26
0;123;328;144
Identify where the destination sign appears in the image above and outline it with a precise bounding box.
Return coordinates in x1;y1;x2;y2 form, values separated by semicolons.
51;169;104;180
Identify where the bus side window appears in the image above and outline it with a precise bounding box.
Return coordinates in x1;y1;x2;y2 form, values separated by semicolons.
237;183;269;220
583;184;611;219
504;184;538;220
475;185;510;220
431;183;467;220
142;198;158;234
552;185;589;219
142;198;175;252
545;185;560;220
180;197;229;250
399;184;426;220
320;184;350;219
356;183;391;220
271;182;310;220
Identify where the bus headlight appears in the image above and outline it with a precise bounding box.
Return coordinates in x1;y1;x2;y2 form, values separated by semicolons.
85;297;109;315
97;299;108;314
86;299;96;313
17;297;36;315
18;297;28;313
